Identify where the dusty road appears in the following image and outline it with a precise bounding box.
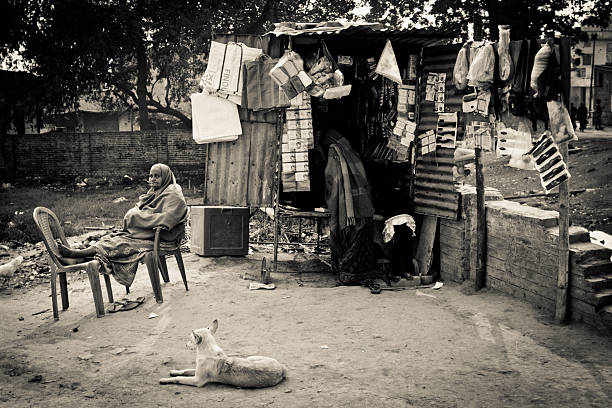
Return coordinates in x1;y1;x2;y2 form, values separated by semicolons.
0;249;611;408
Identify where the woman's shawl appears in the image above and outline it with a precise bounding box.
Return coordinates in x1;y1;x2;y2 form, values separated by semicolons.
123;183;188;240
324;136;374;234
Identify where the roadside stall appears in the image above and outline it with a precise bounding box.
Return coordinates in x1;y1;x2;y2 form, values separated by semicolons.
192;22;459;285
192;22;571;294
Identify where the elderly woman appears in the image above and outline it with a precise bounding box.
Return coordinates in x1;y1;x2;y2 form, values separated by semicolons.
58;163;188;287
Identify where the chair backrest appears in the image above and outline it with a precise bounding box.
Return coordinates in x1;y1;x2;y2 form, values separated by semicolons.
32;207;69;267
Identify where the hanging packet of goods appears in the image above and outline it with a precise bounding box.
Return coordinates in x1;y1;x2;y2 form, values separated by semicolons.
528;132;571;193
201;41;263;105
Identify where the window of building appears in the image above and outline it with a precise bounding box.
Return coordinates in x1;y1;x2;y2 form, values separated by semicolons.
607;43;612;64
576;68;586;78
582;54;591;65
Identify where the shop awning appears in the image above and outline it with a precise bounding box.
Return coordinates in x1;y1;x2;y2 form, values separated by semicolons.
266;21;459;48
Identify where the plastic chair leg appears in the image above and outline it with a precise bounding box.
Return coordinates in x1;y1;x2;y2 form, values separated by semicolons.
49;262;59;321
103;274;114;303
174;250;188;291
59;272;69;311
158;256;170;283
85;261;105;318
144;253;163;303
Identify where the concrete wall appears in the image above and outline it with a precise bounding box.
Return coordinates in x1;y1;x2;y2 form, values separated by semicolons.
0;130;207;184
439;188;612;330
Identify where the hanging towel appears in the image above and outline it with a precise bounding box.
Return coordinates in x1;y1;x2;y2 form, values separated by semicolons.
190;92;241;144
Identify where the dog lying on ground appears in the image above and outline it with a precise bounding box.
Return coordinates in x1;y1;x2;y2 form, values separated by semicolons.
159;319;286;388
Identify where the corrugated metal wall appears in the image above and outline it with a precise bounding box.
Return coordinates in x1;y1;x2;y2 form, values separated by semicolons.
203;34;284;207
204;110;279;207
415;44;463;220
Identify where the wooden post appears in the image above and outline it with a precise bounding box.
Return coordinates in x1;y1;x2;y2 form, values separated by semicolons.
415;215;438;276
555;37;571;323
269;109;284;283
472;18;486;291
474;146;486;290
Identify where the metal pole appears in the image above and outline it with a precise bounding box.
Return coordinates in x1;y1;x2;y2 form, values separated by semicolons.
588;34;597;123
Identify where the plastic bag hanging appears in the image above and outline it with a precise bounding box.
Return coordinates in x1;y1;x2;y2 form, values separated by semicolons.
547;100;578;144
530;43;553;95
453;43;470;90
466;43;495;88
498;25;513;82
375;40;402;84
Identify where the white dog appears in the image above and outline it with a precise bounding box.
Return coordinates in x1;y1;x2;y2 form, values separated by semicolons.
159;319;286;388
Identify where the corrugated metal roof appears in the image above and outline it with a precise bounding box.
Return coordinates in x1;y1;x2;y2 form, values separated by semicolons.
266;22;459;47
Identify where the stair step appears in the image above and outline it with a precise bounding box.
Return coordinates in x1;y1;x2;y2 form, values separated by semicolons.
571;259;612;278
570;242;612;264
584;276;612;291
593;289;612;309
549;226;591;244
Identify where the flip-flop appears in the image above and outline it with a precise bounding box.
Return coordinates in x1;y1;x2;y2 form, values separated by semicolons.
118;296;145;311
108;296;145;313
108;301;127;313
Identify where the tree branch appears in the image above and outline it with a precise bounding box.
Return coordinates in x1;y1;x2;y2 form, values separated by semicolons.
147;97;191;128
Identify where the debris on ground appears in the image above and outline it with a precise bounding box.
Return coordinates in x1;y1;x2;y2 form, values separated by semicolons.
249;282;276;290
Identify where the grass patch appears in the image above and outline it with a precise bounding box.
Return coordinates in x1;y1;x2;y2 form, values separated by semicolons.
1;185;146;243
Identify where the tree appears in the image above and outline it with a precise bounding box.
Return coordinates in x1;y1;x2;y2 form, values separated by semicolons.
1;0;358;131
426;0;610;41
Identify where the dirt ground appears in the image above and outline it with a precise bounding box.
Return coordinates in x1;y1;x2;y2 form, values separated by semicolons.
0;246;611;408
470;132;612;234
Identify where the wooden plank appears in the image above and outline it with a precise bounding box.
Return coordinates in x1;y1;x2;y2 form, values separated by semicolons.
415;215;438;276
246;121;277;206
555;37;571;324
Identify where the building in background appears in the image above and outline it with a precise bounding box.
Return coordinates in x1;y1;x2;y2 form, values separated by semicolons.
571;24;612;127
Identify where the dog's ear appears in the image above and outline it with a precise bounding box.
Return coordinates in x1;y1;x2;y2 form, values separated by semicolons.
210;319;218;335
191;330;202;344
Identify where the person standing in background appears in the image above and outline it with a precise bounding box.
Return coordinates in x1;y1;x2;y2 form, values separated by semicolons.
570;103;577;130
593;100;603;130
577;102;588;131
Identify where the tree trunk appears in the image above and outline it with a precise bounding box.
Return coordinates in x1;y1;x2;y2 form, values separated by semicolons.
136;36;151;130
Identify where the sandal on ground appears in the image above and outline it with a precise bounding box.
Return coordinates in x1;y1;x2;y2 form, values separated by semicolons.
108;296;145;313
368;281;381;295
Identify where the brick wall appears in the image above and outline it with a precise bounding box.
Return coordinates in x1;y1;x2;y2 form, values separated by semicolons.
0;130;207;184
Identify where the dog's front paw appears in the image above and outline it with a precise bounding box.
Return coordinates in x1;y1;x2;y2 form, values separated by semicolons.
169;370;183;377
159;377;174;384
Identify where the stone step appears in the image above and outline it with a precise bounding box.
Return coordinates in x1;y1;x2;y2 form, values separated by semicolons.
584;276;612;291
549;225;591;244
592;288;612;310
571;259;612;278
570;242;612;264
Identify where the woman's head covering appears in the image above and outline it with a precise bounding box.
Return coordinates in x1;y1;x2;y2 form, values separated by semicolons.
150;163;176;193
138;163;181;209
